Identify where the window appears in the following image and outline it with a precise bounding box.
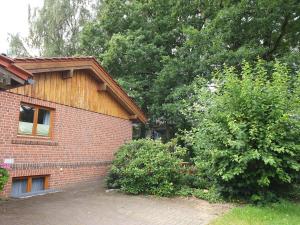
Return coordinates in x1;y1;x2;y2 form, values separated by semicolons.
11;178;28;196
18;104;53;137
11;176;49;197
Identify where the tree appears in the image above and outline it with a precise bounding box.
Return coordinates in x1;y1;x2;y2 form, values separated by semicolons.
28;0;93;56
80;0;211;116
81;0;300;138
154;0;300;134
7;33;30;57
184;61;300;201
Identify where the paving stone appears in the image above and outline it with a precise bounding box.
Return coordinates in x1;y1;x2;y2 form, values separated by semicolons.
0;181;232;225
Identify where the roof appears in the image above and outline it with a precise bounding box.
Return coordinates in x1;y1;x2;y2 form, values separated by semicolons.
14;56;147;123
0;55;33;89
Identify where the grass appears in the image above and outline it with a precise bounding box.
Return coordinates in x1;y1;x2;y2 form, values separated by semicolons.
211;201;300;225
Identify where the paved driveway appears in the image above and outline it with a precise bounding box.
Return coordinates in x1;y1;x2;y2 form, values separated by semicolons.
0;181;231;225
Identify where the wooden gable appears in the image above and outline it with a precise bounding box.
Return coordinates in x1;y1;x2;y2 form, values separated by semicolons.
9;57;147;123
10;70;130;119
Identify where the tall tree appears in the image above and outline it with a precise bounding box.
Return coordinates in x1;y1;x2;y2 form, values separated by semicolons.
153;0;300;134
80;0;213;113
7;33;30;57
80;0;300;138
28;0;93;56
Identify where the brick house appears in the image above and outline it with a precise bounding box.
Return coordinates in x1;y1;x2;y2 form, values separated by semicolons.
0;56;146;197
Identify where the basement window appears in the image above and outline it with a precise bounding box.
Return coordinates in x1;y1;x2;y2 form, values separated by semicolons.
18;104;53;137
11;176;49;197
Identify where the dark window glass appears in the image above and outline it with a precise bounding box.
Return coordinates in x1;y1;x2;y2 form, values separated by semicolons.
37;109;51;136
18;105;35;135
31;177;45;192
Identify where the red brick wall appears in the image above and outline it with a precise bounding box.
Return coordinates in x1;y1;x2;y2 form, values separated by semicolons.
0;91;132;196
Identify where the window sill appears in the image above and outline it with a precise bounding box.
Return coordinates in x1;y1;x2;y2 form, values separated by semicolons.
11;189;61;198
12;138;58;146
17;134;51;140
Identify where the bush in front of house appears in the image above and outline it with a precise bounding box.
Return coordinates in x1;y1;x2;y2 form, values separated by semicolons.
183;60;300;202
106;139;187;196
0;164;10;192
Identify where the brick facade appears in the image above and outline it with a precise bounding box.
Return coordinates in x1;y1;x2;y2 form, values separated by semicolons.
0;91;132;197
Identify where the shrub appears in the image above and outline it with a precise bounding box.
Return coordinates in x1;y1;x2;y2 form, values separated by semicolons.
0;164;10;192
106;139;187;196
183;61;300;202
176;186;223;203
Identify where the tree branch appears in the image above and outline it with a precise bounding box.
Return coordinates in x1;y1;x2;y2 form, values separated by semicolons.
263;14;290;60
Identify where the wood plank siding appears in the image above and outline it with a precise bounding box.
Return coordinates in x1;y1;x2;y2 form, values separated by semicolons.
10;70;131;120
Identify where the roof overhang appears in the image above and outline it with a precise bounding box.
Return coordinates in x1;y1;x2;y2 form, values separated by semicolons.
14;57;147;123
0;55;33;90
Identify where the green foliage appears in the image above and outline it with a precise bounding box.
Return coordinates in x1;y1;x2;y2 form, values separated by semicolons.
28;0;93;56
183;61;300;202
80;0;206;116
283;183;300;202
155;0;300;133
0;168;9;192
80;0;300;137
7;33;30;57
192;187;223;203
106;139;187;196
176;186;223;203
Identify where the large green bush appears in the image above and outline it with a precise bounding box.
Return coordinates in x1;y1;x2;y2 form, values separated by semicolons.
183;61;300;202
106;139;187;196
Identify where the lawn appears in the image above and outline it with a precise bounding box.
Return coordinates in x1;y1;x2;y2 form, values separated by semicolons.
211;201;300;225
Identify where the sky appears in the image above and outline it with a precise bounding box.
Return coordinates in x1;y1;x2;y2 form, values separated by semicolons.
0;0;43;54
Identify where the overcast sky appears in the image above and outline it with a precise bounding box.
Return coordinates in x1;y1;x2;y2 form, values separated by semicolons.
0;0;43;54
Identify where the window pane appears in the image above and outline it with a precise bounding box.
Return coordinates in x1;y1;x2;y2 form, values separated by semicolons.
18;105;35;135
37;108;50;136
31;177;45;192
11;179;28;196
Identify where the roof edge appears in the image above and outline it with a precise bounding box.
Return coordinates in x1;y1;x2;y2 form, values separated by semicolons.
0;55;33;89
